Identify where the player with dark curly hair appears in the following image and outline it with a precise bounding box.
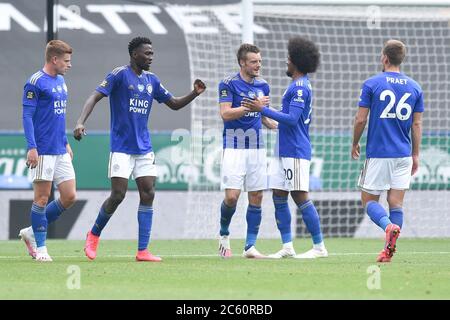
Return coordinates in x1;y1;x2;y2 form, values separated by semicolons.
73;36;206;262
242;36;328;259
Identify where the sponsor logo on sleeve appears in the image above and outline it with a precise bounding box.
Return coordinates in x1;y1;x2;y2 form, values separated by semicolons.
26;91;34;99
99;80;108;88
221;89;228;97
293;89;304;103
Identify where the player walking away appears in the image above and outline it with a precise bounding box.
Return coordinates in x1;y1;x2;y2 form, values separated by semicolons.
73;37;205;262
242;37;328;259
218;44;277;259
19;40;77;262
352;39;424;262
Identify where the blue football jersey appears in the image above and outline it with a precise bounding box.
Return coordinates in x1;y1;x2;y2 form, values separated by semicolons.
96;65;173;154
22;70;68;155
277;75;313;160
218;72;270;149
359;71;424;158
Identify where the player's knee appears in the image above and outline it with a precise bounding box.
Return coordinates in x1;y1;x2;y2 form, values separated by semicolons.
225;195;239;207
291;191;308;204
111;189;126;205
34;196;49;207
60;192;76;209
249;192;263;206
140;189;155;206
387;197;403;208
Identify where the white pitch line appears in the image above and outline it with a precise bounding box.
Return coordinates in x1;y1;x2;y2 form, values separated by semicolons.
1;251;450;259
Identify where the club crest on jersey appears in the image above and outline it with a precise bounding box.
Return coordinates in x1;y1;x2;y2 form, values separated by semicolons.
248;91;256;99
138;84;145;92
147;84;153;95
26;91;34;99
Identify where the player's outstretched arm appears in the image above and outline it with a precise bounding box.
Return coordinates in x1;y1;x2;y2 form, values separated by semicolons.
73;91;105;141
351;107;369;160
165;79;206;110
242;97;302;127
411;112;423;175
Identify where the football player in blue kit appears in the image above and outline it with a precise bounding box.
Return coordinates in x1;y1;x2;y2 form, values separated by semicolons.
242;37;328;259
217;43;277;259
352;39;424;262
73;37;206;262
19;40;77;262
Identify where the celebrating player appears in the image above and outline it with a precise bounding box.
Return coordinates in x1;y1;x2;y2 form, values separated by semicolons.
73;37;206;262
19;40;77;262
352;39;424;262
242;37;328;259
217;43;277;259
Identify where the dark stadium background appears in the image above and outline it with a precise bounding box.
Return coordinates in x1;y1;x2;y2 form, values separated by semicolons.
0;0;239;132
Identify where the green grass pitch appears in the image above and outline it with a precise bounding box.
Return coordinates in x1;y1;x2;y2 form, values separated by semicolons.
1;238;449;299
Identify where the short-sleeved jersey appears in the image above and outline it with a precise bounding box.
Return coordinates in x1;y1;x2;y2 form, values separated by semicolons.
359;71;424;158
22;70;68;155
96;65;173;154
218;72;270;149
277;75;313;160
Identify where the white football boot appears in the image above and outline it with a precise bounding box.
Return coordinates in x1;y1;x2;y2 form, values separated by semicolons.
267;242;296;259
294;244;328;259
19;226;37;259
35;246;53;262
242;246;267;259
218;235;232;258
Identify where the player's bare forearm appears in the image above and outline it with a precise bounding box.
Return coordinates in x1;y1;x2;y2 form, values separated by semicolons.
351;122;365;160
352;121;365;146
74;91;104;141
352;107;369;146
166;90;199;110
77;91;104;126
411;112;423;156
220;106;249;121
351;108;368;160
262;116;278;129
166;79;206;110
